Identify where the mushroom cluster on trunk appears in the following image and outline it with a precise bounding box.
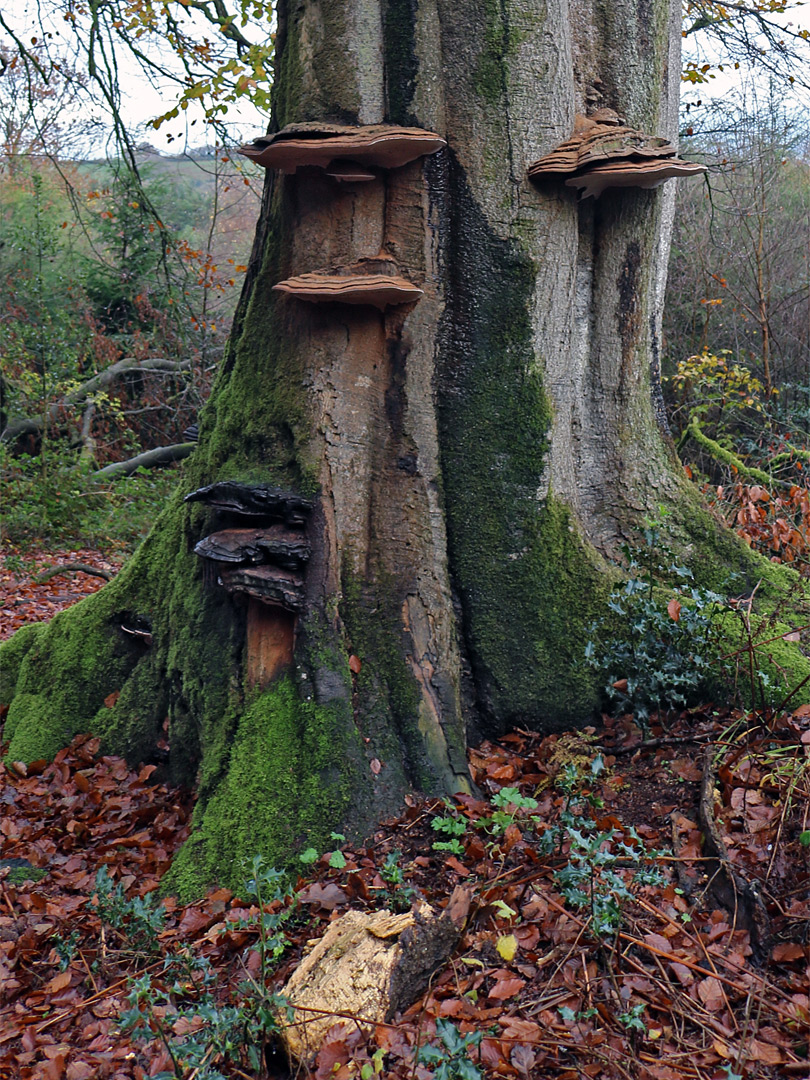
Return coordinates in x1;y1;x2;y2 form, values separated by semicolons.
186;483;314;686
528;109;705;198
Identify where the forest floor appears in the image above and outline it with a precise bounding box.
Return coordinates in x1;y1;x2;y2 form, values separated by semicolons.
1;552;809;1080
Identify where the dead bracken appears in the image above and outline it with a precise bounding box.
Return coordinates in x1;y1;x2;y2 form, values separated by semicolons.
238;122;446;174
528;109;706;198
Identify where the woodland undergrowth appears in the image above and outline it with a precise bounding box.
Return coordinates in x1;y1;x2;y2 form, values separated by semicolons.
1;704;809;1080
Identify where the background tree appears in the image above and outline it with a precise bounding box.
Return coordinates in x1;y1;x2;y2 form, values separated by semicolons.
2;0;809;899
665;88;809;395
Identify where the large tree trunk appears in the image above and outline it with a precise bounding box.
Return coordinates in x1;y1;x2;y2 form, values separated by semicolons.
2;0;807;898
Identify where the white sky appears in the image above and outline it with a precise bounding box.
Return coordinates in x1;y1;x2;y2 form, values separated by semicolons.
2;0;809;154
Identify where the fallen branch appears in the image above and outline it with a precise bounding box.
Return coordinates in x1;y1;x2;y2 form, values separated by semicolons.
680;417;784;488
1;357;191;444
608;733;715;755
32;563;115;584
698;747;770;961
92;442;195;480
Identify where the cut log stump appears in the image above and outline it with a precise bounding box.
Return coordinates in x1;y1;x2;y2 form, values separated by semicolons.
278;886;471;1065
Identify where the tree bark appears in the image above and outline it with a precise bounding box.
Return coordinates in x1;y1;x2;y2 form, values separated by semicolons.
2;0;807;898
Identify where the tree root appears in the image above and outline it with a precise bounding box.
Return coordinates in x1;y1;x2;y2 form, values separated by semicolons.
680;418;784;488
698;747;770;962
32;563;115;584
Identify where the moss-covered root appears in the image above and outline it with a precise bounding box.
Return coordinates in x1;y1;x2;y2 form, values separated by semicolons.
162;677;364;899
0;623;44;710
712;610;810;711
0;566;156;764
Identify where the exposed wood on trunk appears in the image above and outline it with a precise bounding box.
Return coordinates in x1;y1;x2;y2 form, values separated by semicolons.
699;748;770;961
279;887;471;1065
246;600;296;687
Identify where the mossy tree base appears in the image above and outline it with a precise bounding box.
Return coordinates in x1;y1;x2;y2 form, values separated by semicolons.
2;0;809;897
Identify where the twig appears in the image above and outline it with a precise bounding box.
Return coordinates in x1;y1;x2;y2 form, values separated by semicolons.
33;961;165;1033
698;747;770;960
608;733;715;755
32;562;114;584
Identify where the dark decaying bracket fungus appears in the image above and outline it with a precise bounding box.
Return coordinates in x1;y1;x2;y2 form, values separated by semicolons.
185;483;314;687
238;122;446;176
273;256;423;309
528;108;706;199
185;482;313;526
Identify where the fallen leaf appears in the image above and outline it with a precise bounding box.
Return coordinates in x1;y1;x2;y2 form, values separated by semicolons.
497;934;518;961
297;881;349;910
772;942;805;962
670;758;702;782
697;975;725;1011
488;976;526;1000
177;906;215;937
103;690;120;708
667;598;681;622
44;970;72;994
370;758;382;775
747;1038;783;1065
348;654;362;674
511;1042;536;1077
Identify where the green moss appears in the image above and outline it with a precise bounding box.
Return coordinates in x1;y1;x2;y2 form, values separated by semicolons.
708;610;810;709
196;186;318;495
3;563;149;762
1;864;47;885
473;0;528;106
162;677;361;899
0;622;43;706
674;483;808;615
339;566;440;791
273;1;359;124
383;0;418;123
437;163;605;733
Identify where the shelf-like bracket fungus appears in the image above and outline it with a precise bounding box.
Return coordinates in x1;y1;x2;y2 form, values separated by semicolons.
185;482;313;527
186;484;314;686
528;109;706;199
273;256;423;309
238;123;446;175
565;157;707;200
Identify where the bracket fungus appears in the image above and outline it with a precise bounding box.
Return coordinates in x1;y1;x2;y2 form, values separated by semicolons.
273;256;423;309
187;483;314;686
238;123;446;175
565;157;707;200
185;481;313;527
528;109;706;199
